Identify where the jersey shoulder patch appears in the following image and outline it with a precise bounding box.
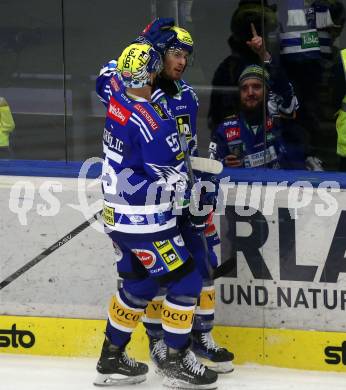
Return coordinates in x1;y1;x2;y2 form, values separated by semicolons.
133;103;159;131
149;102;169;120
110;76;122;92
107;96;131;125
222;115;240;128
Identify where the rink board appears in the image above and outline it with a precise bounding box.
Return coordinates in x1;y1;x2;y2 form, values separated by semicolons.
0;315;346;372
1;163;346;373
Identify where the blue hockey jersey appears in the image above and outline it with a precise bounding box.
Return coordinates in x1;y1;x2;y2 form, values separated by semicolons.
96;63;188;239
210;114;285;169
151;77;221;247
151;79;199;157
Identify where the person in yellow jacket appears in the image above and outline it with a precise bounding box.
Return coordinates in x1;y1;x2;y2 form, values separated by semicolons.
0;97;15;158
335;48;346;171
336;97;346;171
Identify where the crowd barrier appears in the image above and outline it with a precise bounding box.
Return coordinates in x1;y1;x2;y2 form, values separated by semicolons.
0;160;345;371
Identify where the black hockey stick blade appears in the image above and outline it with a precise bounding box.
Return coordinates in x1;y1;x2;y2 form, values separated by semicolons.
0;210;102;290
213;256;236;280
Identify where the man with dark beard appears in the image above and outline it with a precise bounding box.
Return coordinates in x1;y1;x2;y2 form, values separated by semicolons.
208;64;303;169
208;18;306;170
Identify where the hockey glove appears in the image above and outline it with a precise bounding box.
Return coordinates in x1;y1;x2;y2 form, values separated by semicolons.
188;211;210;231
195;173;220;209
134;18;176;54
188;178;219;230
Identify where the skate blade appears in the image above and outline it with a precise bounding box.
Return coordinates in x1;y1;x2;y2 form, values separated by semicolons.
197;357;234;374
206;360;234;374
162;376;217;390
93;373;147;386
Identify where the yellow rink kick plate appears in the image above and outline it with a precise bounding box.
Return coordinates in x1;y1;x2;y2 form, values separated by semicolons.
0;315;345;372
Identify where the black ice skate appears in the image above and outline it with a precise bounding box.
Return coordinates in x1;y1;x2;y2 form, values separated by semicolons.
93;337;148;386
162;348;218;389
191;331;234;374
149;336;168;375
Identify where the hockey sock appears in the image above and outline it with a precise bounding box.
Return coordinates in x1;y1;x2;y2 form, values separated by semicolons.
193;282;215;333
142;291;165;338
106;288;146;347
162;295;196;350
161;265;202;349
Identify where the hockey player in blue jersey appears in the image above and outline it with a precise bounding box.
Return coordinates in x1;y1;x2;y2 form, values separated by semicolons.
94;41;218;389
140;25;234;374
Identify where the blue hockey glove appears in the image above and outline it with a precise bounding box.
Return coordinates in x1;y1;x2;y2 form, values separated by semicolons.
196;174;220;208
188;179;218;230
135;18;176;54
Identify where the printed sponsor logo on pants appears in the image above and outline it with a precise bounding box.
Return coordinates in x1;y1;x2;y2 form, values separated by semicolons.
133;249;156;269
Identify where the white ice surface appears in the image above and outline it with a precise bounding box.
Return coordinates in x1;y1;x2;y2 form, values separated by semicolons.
1;354;346;390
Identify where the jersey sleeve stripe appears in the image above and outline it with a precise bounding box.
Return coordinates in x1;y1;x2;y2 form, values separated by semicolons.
129;117;150;143
151;89;164;101
131;113;154;142
104;217;177;233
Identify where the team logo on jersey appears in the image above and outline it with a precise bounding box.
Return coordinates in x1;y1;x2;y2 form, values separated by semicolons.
173;235;184;247
133;103;159;130
150;102;168;119
108;97;131;125
176;115;192;141
147;161;186;184
133;249;156;269
225;127;240;142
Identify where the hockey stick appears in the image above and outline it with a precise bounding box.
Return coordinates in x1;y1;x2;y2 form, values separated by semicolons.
189;155;234;279
190;156;223;175
0;200;232;291
0;210;102;290
212;256;236;280
177;134;215;279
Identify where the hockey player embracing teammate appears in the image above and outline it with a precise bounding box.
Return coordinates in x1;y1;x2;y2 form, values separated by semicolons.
143;22;234;375
94;18;232;389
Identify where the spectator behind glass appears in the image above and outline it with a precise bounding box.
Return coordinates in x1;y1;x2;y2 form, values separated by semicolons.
277;0;346;171
208;64;305;170
0;97;15;159
207;0;278;132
